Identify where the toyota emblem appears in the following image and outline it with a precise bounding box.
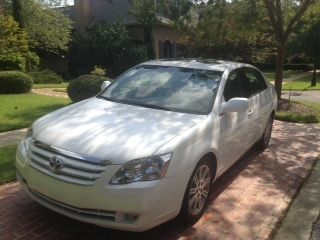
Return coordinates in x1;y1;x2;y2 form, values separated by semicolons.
49;156;65;172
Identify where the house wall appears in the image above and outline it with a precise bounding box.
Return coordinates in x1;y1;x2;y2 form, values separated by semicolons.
154;25;180;59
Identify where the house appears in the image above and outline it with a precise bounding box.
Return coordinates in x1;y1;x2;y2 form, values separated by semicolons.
71;0;180;59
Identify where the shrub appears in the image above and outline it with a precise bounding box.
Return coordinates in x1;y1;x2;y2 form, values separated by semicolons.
0;71;33;94
90;66;106;76
29;69;63;84
67;74;111;102
0;54;26;71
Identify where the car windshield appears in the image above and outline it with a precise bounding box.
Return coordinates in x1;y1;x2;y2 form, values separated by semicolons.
99;65;222;114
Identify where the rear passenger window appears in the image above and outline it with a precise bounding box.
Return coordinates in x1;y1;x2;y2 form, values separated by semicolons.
224;69;250;101
244;68;267;96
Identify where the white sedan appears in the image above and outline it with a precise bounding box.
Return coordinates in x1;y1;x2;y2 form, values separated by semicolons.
16;59;277;232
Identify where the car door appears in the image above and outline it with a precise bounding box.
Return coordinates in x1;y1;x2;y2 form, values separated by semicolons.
243;67;269;143
217;68;252;174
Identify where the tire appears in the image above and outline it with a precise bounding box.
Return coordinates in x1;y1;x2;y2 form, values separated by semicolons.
257;114;274;150
179;159;213;225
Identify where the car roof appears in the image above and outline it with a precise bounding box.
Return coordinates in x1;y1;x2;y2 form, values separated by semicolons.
141;59;253;72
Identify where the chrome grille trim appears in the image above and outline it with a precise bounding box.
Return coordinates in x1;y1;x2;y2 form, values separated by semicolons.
28;186;116;221
28;140;108;186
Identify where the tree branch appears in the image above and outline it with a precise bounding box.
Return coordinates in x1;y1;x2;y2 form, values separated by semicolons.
284;0;314;41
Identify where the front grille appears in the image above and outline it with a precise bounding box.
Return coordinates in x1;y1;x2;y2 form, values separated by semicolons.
28;186;116;221
28;140;108;186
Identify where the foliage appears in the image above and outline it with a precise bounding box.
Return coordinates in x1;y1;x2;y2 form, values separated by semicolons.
262;0;314;99
0;93;70;132
69;22;148;78
158;0;193;22
26;51;40;70
0;144;17;184
90;66;106;76
29;69;63;84
131;0;157;58
0;15;28;70
21;0;72;54
0;71;33;94
176;0;276;63
67;74;111;102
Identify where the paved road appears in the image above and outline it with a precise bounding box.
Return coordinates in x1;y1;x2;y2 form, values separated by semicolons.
0;121;319;240
281;90;320;103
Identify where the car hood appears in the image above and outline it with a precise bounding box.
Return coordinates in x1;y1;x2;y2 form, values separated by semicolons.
33;97;206;164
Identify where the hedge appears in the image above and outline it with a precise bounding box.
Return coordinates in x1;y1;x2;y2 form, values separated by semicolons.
0;71;33;94
29;69;63;84
67;74;111;102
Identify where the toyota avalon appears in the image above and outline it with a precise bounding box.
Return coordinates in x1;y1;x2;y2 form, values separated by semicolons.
16;59;277;231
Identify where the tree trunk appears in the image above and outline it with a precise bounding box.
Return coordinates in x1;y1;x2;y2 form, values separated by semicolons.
274;45;285;100
0;0;4;15
311;29;319;87
311;62;317;87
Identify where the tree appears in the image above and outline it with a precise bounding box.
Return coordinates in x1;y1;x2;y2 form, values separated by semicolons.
175;0;275;63
12;0;24;27
131;0;157;59
0;15;29;70
69;22;148;78
263;0;315;99
288;2;320;86
21;0;72;54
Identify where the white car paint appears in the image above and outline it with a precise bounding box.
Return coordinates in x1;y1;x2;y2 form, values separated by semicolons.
16;59;277;232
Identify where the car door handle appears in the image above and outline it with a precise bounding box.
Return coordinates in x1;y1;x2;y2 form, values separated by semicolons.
247;109;254;115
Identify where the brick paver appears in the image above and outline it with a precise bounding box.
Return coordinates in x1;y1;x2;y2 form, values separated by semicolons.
0;121;319;240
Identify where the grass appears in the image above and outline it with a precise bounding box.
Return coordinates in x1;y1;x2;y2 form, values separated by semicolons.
0;93;70;132
282;73;320;91
276;99;320;123
33;82;69;89
0;144;17;184
263;70;304;81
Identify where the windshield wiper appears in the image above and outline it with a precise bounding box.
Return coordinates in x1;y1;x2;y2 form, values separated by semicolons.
132;102;171;111
97;96;171;111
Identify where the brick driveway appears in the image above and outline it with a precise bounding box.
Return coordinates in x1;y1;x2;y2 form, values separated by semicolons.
0;121;319;240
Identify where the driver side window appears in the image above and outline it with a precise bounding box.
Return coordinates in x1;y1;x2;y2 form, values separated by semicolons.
224;69;250;101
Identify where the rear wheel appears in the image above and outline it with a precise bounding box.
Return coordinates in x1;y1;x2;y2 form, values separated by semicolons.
257;114;274;150
179;159;213;225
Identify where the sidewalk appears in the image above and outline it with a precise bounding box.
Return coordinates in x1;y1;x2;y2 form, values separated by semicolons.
273;158;320;240
0;128;27;148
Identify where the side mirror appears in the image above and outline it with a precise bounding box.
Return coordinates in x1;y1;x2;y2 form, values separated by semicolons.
220;98;249;114
101;81;111;91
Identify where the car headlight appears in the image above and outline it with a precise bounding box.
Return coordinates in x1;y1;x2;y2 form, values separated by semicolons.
23;127;33;151
110;153;172;184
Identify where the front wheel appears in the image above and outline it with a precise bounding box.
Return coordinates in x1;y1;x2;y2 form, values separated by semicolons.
179;160;212;225
257;115;274;150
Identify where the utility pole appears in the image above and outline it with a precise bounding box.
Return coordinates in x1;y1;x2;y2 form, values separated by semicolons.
311;28;319;87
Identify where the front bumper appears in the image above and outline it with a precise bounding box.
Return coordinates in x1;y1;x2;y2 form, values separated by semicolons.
16;141;190;232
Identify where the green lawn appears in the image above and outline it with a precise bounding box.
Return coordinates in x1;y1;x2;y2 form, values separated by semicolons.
0;93;70;132
282;73;320;91
263;70;304;81
33;82;69;89
0;144;17;184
